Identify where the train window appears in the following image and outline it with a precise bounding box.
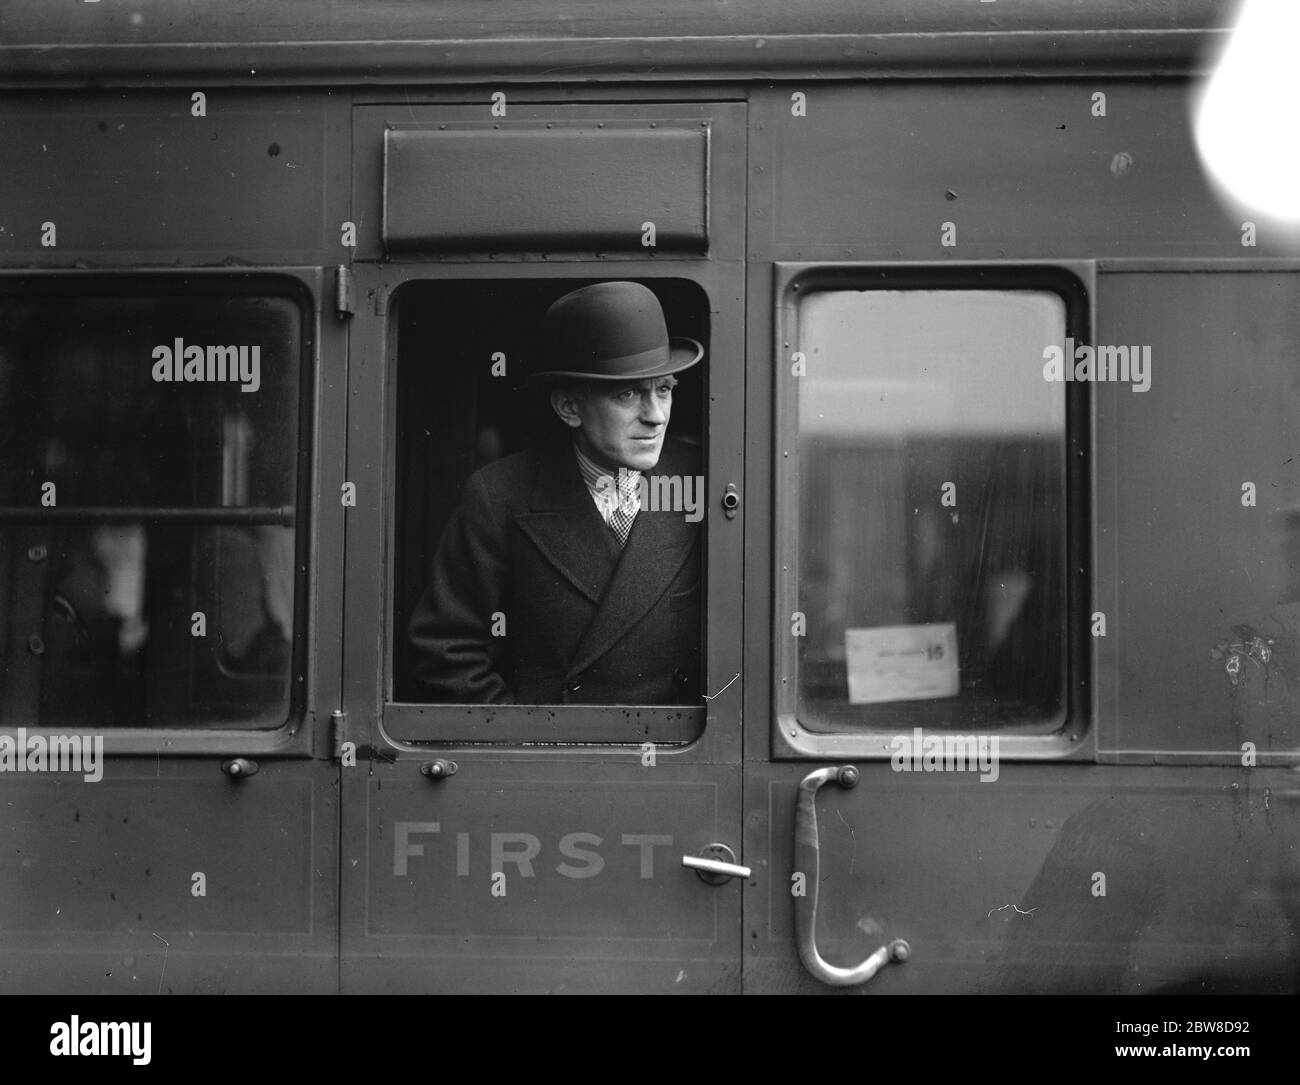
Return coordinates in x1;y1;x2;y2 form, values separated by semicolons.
786;288;1067;733
394;279;707;711
0;287;304;729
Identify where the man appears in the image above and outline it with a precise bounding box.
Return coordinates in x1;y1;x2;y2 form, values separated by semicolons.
407;280;704;704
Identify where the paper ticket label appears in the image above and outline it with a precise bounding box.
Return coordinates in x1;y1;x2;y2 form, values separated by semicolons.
844;623;960;704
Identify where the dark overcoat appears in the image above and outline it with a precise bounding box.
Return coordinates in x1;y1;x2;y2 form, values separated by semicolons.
407;435;702;704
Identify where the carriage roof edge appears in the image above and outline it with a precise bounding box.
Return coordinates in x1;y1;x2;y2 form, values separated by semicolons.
0;0;1235;87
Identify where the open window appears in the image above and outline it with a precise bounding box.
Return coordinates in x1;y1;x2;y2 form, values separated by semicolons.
775;267;1090;754
0;279;309;730
391;278;709;719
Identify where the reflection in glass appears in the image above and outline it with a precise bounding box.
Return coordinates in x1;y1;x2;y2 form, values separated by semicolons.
795;290;1067;731
0;293;301;729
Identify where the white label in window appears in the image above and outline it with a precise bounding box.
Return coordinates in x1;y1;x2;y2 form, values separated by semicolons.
844;623;960;704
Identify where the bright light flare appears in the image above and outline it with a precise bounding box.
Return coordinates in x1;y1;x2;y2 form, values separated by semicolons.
1194;0;1300;225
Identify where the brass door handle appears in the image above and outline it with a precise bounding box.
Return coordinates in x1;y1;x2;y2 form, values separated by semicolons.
794;765;910;986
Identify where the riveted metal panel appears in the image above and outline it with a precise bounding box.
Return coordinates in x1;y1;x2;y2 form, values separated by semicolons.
743;762;1300;994
1095;267;1300;757
749;81;1300;264
0;94;348;266
382;122;708;255
0;761;339;994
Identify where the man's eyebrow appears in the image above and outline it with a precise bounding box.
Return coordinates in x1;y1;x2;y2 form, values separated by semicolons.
607;376;678;396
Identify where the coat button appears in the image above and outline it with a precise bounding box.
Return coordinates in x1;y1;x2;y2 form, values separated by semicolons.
674;668;689;686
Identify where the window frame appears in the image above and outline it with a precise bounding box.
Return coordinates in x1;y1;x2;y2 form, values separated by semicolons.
0;269;321;757
370;266;738;748
771;262;1094;762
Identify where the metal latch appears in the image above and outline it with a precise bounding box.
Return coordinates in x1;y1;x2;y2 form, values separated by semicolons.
222;758;258;779
334;266;354;318
722;483;740;519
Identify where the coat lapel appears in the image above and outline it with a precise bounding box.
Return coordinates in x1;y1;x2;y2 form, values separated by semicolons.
563;440;701;681
514;440;620;606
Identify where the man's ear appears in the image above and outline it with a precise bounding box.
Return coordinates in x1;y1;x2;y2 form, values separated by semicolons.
549;387;584;429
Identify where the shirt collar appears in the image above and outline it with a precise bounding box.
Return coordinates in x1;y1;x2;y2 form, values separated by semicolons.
572;440;640;499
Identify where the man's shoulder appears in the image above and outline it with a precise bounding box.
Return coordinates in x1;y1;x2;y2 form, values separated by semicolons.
462;441;564;503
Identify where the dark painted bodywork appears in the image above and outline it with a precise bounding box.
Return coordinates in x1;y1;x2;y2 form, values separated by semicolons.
1;1;1296;994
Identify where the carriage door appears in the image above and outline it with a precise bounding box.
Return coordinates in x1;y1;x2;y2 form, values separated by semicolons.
339;100;747;992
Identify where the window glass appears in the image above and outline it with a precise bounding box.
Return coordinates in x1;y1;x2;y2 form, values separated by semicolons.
793;290;1067;731
0;290;302;729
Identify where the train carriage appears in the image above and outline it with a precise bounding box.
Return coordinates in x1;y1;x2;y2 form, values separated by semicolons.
0;0;1297;995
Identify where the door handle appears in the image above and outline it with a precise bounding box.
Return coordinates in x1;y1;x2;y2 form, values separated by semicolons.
682;842;751;885
795;765;910;987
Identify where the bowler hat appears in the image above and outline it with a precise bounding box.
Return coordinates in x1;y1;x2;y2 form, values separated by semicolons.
523;281;703;385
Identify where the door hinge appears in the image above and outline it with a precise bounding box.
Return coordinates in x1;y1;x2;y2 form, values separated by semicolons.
330;709;348;760
334;265;354;318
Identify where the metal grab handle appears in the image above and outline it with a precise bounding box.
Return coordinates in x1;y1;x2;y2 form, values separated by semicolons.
795;765;910;987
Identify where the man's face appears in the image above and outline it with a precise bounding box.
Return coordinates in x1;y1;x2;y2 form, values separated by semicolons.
554;376;677;471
